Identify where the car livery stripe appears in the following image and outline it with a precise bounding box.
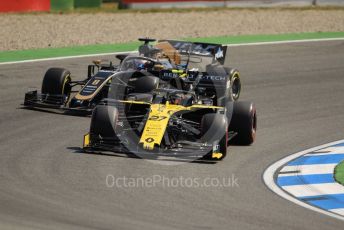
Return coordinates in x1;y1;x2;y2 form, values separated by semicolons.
264;139;344;221
74;71;114;101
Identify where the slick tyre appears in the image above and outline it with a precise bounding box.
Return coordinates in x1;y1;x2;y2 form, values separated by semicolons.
200;113;228;161
90;105;119;138
41;68;71;103
228;101;257;145
130;76;159;93
205;65;241;106
225;68;241;101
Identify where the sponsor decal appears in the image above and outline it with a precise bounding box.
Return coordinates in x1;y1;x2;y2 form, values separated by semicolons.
215;47;224;60
202;75;226;81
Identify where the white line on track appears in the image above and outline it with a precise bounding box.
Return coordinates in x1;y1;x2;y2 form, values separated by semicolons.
331;208;344;215
263;139;344;222
0;37;343;66
0;51;132;66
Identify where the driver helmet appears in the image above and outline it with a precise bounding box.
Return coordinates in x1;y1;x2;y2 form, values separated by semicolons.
169;93;185;105
134;59;150;70
122;58;151;71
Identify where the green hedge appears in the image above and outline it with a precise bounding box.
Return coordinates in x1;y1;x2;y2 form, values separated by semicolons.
51;0;74;11
74;0;101;8
51;0;101;11
335;161;344;185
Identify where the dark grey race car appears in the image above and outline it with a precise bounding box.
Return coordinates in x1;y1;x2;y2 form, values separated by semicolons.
23;38;242;115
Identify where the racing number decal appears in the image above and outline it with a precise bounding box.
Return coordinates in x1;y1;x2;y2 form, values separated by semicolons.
148;116;167;121
75;72;114;100
140;104;186;150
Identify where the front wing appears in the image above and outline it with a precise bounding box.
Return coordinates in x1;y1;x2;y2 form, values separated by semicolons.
24;90;92;114
82;132;236;159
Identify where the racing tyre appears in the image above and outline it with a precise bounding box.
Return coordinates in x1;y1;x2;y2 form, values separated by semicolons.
130;75;159;93
228;101;256;145
41;68;71;104
200;113;228;161
225;68;241;101
90;105;118;138
205;65;241;105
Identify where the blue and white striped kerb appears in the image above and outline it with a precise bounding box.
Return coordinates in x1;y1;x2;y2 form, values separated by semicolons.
277;141;344;216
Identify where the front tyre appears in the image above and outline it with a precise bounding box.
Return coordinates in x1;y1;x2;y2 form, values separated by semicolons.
41;68;71;104
90;105;119;138
228;101;257;145
200;113;228;161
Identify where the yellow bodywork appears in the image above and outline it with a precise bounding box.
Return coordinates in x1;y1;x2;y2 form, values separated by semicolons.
212;152;223;159
83;99;224;156
139;102;184;150
138;101;222;150
83;133;90;147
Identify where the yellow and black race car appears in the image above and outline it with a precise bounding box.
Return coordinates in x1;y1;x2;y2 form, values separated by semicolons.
83;87;256;161
23;38;241;115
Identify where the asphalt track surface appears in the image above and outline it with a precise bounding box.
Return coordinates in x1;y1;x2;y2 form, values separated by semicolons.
0;40;344;230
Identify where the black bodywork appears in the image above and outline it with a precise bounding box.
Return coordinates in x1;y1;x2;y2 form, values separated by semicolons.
23;38;237;115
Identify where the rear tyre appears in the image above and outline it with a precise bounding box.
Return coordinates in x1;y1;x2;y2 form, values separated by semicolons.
228;101;256;145
129;75;159;94
90;105;118;138
41;68;71;104
205;65;241;105
226;68;241;101
200;113;228;161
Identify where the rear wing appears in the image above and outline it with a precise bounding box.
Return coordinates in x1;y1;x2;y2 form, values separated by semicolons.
158;40;228;65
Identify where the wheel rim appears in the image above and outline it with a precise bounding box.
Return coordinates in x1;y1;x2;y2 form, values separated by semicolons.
231;75;241;101
62;76;71;105
251;110;257;141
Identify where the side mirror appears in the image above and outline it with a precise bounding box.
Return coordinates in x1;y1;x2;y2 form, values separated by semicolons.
87;65;95;79
116;54;128;64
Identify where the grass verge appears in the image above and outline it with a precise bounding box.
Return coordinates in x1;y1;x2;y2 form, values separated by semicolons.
1;31;344;63
335;160;344;186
